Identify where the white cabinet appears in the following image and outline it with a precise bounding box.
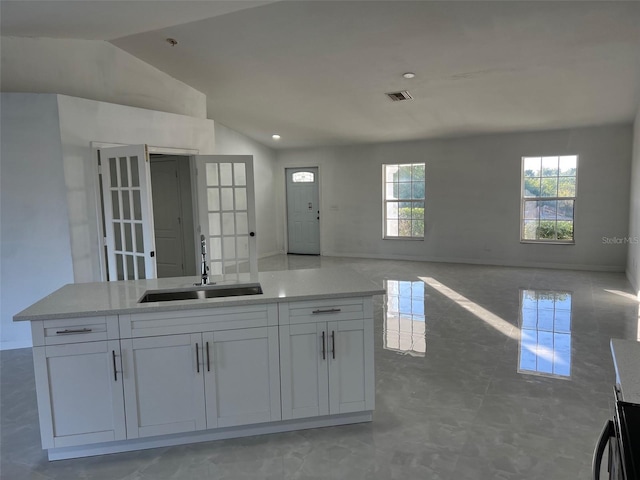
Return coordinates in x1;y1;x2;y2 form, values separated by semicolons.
204;327;281;428
279;298;375;420
121;334;206;438
29;294;376;459
31;316;125;449
120;305;281;439
328;319;372;414
33;340;126;449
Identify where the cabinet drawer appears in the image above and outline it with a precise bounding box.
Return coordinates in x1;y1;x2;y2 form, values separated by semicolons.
31;316;119;346
120;304;278;338
283;297;367;325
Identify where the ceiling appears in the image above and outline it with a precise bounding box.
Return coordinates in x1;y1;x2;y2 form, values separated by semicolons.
3;1;640;149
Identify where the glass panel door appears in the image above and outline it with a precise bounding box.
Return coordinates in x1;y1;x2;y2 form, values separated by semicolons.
195;155;257;283
100;145;156;280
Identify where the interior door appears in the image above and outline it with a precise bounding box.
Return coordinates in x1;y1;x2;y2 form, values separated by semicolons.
195;155;257;282
99;145;156;280
286;167;320;254
150;157;187;278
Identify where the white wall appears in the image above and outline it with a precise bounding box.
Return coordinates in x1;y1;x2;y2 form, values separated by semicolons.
277;124;633;271
628;104;640;295
0;93;217;350
213;123;281;257
0;94;75;349
56;94;216;283
1;36;206;118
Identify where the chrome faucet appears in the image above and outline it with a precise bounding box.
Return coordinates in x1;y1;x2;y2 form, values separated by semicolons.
195;234;212;286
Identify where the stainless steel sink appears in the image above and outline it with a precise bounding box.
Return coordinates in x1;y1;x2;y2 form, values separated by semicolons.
139;284;263;303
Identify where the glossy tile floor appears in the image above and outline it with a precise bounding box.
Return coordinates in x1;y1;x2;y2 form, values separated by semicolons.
2;255;639;479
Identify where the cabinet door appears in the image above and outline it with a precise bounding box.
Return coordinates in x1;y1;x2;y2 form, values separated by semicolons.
279;322;329;420
121;334;206;438
327;319;375;414
33;341;125;449
203;326;281;428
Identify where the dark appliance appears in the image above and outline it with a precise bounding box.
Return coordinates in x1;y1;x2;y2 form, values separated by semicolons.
593;387;640;480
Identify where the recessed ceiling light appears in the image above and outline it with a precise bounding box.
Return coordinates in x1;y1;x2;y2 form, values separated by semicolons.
272;134;281;140
403;72;416;79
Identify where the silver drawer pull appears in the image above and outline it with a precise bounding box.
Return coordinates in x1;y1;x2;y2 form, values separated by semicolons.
55;328;93;335
312;308;342;314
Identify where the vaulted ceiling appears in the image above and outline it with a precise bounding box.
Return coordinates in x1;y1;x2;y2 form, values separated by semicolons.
3;1;640;149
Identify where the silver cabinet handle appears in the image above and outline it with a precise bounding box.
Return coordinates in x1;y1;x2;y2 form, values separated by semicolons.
56;328;92;335
195;343;200;373
112;350;118;382
331;331;336;359
312;308;341;314
206;342;210;372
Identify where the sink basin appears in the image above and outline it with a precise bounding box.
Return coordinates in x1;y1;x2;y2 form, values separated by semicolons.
139;284;263;303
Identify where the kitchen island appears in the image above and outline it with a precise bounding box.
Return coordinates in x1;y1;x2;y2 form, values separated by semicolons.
14;267;385;460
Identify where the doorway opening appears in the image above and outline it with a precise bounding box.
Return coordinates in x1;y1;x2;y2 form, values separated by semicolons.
97;146;258;282
285;167;320;255
149;154;197;278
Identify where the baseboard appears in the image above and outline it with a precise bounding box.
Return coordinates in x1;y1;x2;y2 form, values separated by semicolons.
320;251;626;273
46;411;373;461
258;250;285;259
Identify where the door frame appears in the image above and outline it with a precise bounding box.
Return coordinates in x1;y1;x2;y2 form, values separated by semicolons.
282;164;322;255
92;142;200;281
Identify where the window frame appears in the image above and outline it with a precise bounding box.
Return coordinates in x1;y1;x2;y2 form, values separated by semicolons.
520;155;578;244
382;163;425;240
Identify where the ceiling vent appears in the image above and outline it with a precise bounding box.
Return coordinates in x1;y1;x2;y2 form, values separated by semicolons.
386;90;413;101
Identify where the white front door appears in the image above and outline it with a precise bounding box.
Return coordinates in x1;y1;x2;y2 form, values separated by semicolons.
195;155;257;282
286;167;320;255
99;145;156;280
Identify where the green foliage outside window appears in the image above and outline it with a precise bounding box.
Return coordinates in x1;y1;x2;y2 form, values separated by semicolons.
522;156;577;242
397;207;424;237
523;221;574;241
384;163;425;238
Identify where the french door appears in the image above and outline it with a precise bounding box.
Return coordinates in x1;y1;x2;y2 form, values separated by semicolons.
99;145;156;280
99;148;257;282
195;155;258;283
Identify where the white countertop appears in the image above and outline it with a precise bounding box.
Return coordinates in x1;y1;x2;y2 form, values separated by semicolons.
610;338;640;405
14;267;385;322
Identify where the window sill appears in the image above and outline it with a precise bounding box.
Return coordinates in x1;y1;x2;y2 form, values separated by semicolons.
383;236;424;241
520;240;575;245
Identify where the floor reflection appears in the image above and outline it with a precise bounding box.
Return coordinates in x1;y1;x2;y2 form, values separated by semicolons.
384;280;426;356
519;289;572;378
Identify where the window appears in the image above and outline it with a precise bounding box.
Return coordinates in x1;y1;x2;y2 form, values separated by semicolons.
291;171;315;183
521;155;577;243
383;163;425;238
